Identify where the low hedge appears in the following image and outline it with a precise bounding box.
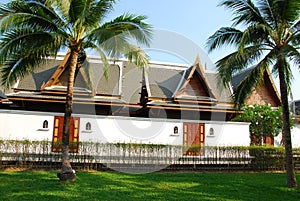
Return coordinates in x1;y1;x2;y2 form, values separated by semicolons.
0;140;300;171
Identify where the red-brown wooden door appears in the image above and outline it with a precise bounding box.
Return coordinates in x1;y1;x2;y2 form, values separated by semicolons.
183;123;205;156
52;116;80;153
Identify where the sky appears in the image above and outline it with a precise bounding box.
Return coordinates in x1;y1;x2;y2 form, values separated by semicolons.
1;0;299;100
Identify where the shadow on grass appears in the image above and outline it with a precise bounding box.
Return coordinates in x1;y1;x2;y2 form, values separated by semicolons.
0;170;299;201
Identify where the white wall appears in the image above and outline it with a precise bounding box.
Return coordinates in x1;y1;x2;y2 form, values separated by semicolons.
79;115;183;145
0;110;56;141
204;121;250;146
0;110;251;147
274;124;300;148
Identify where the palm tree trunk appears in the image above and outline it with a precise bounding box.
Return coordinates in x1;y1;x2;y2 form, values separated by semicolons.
278;59;297;188
58;49;79;181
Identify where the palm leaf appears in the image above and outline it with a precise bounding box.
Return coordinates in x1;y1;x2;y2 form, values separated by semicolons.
47;0;71;21
273;57;293;94
238;22;274;52
219;0;265;26
1;54;48;88
232;56;271;107
101;13;152;46
276;0;300;23
206;27;242;53
84;0;116;26
257;0;277;28
0;0;69;38
123;44;150;68
216;44;265;86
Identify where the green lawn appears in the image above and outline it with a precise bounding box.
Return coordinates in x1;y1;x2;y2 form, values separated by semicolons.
0;170;299;201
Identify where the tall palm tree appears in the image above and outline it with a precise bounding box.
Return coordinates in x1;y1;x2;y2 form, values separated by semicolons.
0;0;152;181
207;0;300;188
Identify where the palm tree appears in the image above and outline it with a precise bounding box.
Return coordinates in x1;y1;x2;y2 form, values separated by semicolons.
0;0;152;181
206;0;300;188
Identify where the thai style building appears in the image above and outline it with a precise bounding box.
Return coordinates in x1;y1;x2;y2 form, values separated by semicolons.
0;53;298;154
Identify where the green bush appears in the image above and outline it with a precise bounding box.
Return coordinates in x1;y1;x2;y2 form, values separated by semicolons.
249;146;285;170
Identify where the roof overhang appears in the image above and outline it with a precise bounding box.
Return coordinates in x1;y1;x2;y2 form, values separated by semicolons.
145;100;237;113
6;92;128;107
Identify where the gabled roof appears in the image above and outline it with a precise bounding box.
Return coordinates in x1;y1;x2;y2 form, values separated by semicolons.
231;66;256;91
40;52;94;95
40;52;71;90
5;53;235;114
173;56;218;101
144;56;232;103
12;54;124;96
232;66;281;107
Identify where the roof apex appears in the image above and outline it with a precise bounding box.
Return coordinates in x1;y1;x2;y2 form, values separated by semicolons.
174;56;218;100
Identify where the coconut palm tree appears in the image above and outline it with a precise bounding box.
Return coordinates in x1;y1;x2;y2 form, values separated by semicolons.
206;0;300;188
0;0;152;181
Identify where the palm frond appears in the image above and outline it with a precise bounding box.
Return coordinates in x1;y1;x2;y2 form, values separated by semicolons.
0;24;65;88
1;53;48;89
276;0;300;24
238;22;274;52
282;44;300;66
0;0;69;38
273;57;293;95
206;27;242;53
68;0;86;24
257;0;277;28
290;20;300;45
101;13;153;46
219;0;265;26
80;59;94;91
97;47;111;79
98;30;131;58
292;19;300;30
86;0;116;25
123;44;150;69
216;44;265;86
232;56;272;107
46;0;71;21
0;25;63;65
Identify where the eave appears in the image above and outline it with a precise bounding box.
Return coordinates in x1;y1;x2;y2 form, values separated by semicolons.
146;100;238;113
6;92;128;107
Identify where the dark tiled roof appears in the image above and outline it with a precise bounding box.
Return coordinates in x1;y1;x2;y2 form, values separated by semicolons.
93;63;121;96
147;65;184;99
7;54;233;106
145;64;232;103
17;60;60;91
231;66;256;90
121;61;143;104
206;72;231;102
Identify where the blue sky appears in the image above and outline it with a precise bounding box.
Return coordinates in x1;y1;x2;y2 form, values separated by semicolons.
107;0;233;63
1;0;299;99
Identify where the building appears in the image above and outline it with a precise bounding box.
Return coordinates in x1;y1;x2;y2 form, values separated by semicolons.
0;53;292;155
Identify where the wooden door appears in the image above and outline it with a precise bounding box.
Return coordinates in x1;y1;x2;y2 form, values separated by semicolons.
52;116;80;153
183;123;205;156
264;136;274;146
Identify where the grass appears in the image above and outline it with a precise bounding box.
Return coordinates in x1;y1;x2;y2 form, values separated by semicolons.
0;170;300;201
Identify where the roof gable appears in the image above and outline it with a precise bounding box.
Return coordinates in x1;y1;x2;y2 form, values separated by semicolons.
232;67;281;107
174;56;218;101
40;52;71;90
245;71;281;107
40;52;93;94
